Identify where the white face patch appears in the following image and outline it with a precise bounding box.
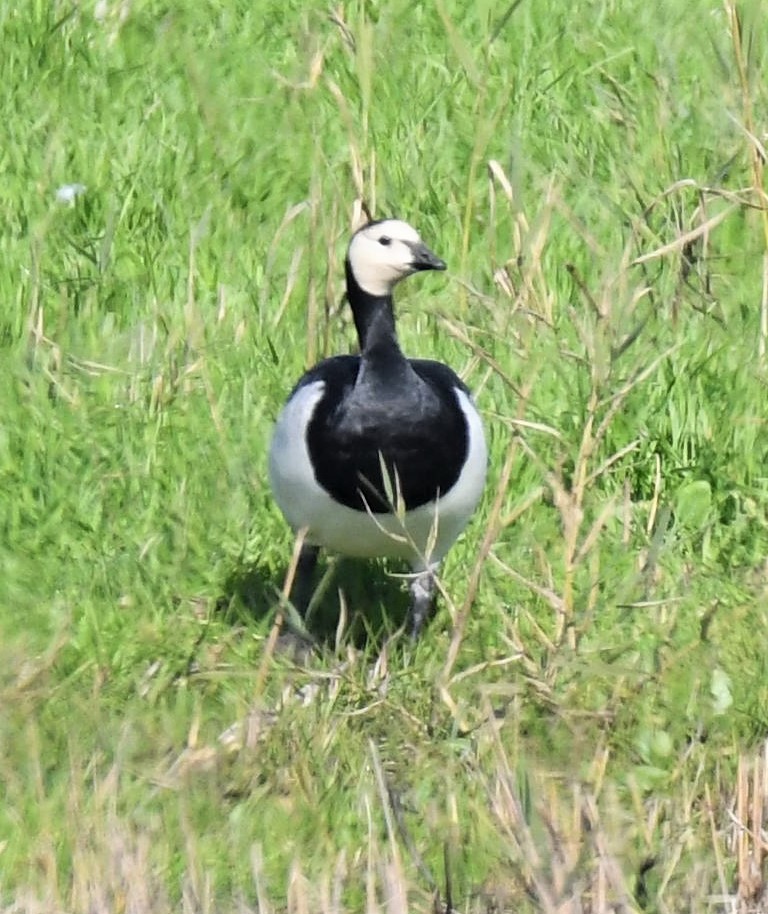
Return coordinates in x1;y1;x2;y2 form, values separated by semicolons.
347;219;429;297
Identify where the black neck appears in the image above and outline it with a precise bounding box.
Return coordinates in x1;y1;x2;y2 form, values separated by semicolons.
345;260;403;360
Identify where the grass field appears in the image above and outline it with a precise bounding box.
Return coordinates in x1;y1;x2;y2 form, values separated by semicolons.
2;0;768;911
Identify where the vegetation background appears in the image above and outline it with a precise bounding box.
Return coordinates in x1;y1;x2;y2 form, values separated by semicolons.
1;0;767;911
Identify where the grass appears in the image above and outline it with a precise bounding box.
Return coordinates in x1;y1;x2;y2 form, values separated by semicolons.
1;0;768;910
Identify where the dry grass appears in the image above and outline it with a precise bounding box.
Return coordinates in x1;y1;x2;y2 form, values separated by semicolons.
4;721;768;914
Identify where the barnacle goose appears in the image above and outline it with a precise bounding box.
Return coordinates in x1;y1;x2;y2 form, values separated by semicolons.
268;219;487;638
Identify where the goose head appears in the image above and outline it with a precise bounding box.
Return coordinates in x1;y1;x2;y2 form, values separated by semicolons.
346;219;446;298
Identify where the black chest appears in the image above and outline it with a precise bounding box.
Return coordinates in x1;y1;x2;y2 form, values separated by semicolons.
306;359;469;512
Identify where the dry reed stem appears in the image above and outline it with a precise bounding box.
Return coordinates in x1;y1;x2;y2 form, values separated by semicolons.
734;743;768;908
252;526;309;699
632;203;739;265
439;377;532;693
723;0;768;364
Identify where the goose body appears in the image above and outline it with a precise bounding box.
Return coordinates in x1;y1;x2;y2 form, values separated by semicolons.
268;219;487;637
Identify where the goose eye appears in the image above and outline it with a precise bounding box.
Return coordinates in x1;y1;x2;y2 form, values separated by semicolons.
378;236;391;246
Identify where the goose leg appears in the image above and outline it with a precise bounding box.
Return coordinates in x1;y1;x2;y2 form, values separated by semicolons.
408;568;437;639
290;543;319;616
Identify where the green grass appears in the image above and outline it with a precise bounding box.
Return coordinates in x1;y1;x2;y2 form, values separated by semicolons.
2;0;768;911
